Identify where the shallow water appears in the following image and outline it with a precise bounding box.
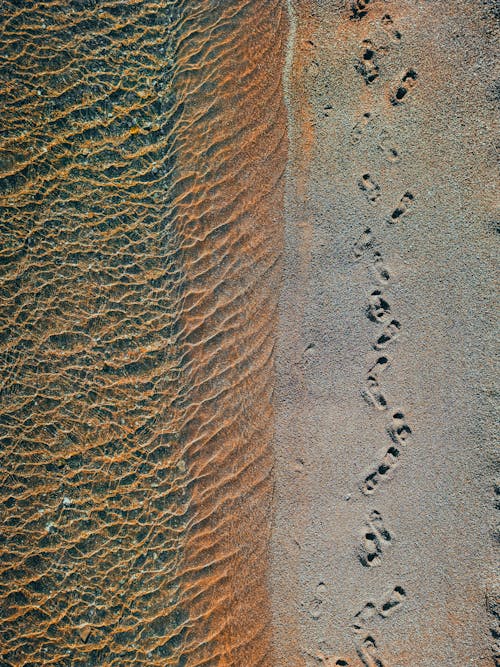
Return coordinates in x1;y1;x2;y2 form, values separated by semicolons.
0;1;287;665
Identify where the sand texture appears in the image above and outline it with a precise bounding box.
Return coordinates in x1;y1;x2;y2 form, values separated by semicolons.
0;1;287;665
0;0;497;665
272;1;498;665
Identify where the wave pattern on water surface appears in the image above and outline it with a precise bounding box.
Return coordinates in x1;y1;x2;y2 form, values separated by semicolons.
0;0;287;665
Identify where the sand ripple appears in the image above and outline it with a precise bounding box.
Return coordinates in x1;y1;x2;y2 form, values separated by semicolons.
0;1;287;665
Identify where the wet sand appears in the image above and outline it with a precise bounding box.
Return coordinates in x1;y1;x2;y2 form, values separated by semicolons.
272;1;498;665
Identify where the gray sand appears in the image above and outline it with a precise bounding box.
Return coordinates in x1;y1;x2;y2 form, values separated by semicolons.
271;1;498;665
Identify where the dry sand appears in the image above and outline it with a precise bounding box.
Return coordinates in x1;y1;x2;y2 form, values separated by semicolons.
271;1;498;665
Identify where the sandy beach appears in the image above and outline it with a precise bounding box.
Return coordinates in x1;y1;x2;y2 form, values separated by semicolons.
0;1;496;665
272;1;498;664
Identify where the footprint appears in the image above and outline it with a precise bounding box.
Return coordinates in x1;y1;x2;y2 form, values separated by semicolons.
349;0;373;21
356;635;386;667
363;375;388;411
369;509;392;542
387;191;414;223
367;355;390;379
308;597;323;620
363;357;390;411
380;13;402;42
350;112;373;144
306;651;351;666
301;342;318;368
379;585;407;618
353;586;407;629
390;68;418;105
372;251;390;283
366;290;391;323
373;319;401;349
378;130;400;163
358;528;383;567
353;602;378;632
306;582;328;620
355;40;380;85
358;173;381;203
361;444;400;495
361;469;379;495
387;411;412;446
358;510;392;568
353;227;374;259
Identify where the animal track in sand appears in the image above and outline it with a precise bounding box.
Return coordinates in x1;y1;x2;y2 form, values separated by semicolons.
380;14;402;43
353;586;407;632
353;227;374;259
351;587;407;667
306;582;329;620
361;446;399;495
387;411;412;447
356;635;387;667
348;30;419;663
378;131;400;163
378;586;407;618
363;357;390;411
363;374;388;410
367;355;391;379
372;251;390;283
349;0;374;22
305;649;351;666
358;173;381;203
352;228;389;283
